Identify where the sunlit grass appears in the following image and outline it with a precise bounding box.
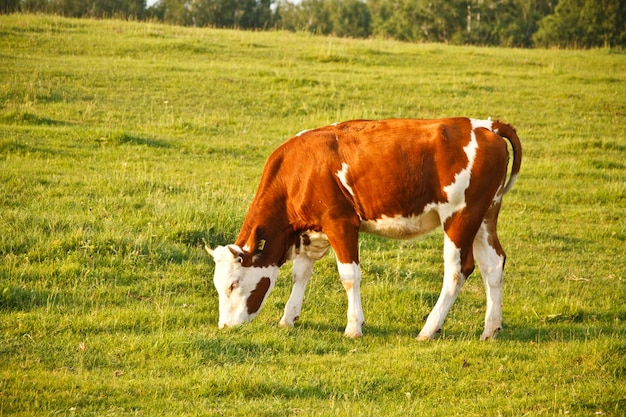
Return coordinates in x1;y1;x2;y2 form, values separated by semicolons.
1;14;625;416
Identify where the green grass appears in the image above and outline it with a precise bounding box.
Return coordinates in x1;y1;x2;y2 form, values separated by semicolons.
1;14;625;416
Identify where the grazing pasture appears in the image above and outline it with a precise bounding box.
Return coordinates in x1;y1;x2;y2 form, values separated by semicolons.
1;14;625;416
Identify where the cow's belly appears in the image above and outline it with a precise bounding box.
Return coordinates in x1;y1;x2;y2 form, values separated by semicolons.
359;211;440;240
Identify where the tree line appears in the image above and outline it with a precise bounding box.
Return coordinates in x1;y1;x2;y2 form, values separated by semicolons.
4;0;625;48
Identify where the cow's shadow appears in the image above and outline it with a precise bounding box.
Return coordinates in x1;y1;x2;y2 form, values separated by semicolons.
275;319;420;340
497;313;624;344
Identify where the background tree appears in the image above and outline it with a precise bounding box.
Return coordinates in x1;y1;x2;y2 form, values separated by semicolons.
512;0;556;47
534;0;626;48
421;0;467;43
368;0;427;42
329;0;371;38
88;0;147;18
161;0;192;26
22;0;51;15
299;0;333;35
4;0;625;48
1;0;20;13
464;0;549;47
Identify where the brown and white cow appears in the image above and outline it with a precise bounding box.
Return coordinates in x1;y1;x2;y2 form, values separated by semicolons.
206;118;522;340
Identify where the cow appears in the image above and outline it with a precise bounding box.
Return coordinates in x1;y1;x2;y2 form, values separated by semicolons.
206;117;522;340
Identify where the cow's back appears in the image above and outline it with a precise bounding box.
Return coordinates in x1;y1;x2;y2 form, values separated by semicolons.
257;118;509;235
292;119;500;216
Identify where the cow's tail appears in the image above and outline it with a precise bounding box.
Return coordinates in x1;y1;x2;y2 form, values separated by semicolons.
492;121;522;195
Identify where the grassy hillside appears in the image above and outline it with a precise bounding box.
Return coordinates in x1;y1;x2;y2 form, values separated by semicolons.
1;14;625;416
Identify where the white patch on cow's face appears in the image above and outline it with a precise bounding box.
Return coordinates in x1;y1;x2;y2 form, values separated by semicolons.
210;245;278;329
438;126;480;222
336;163;355;197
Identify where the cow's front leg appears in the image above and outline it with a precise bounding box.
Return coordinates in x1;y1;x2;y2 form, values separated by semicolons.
325;221;363;337
417;234;470;341
280;254;315;327
338;261;364;338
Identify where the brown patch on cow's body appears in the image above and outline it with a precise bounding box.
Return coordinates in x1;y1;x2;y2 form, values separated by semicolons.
247;277;271;314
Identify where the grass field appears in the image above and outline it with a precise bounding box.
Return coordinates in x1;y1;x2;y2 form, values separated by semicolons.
1;14;625;416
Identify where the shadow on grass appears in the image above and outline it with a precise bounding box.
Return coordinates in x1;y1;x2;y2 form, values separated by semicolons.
497;313;625;343
193;320;421;366
194;327;350;365
294;321;419;339
0;137;65;157
223;381;330;401
0;111;74;126
0;285;72;312
96;132;173;148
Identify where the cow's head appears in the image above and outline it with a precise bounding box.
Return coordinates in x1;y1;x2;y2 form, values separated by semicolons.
207;244;278;329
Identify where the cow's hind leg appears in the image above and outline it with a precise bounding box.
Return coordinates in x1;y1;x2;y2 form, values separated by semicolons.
473;215;506;341
280;254;315;327
417;231;475;341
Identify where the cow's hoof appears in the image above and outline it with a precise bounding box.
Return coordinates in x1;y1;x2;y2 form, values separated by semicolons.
279;317;297;328
344;321;363;338
344;324;363;338
480;326;502;341
416;334;433;342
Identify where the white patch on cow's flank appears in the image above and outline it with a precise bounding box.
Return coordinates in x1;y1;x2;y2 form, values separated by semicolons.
360;212;440;239
438;128;479;222
296;128;312;137
465;129;479;164
336;163;355;197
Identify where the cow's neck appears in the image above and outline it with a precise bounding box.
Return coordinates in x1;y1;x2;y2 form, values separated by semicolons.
234;200;294;268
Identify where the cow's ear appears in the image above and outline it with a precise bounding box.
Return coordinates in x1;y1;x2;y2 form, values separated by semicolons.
252;239;266;263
